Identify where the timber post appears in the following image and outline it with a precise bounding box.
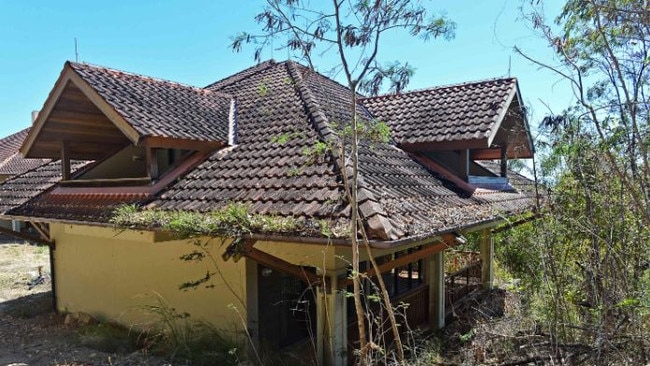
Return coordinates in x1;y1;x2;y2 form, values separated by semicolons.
428;250;446;329
319;276;347;366
480;229;494;289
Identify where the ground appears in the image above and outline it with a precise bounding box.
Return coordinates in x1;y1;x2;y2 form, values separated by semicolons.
0;237;166;366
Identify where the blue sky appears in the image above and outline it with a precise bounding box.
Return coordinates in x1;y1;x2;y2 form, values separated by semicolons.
0;0;571;138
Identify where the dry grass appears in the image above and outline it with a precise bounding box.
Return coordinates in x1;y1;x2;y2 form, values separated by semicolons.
0;238;50;303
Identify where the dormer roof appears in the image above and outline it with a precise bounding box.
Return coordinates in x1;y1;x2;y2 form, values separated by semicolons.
360;78;534;159
22;62;232;160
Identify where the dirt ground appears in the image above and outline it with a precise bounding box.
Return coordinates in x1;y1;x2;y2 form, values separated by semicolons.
0;237;167;366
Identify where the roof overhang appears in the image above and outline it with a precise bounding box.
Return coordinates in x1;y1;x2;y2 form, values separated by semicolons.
21;62;226;160
485;85;534;159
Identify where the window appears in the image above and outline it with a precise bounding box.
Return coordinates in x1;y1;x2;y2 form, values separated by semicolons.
64;146;195;187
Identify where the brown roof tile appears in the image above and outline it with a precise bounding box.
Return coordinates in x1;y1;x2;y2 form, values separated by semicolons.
360;78;517;145
13;191;148;223
68;62;232;143
0;128;50;176
154;61;344;219
0;160;90;214
1;60;537;241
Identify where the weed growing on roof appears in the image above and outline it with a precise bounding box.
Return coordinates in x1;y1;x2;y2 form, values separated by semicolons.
331;117;392;144
301;140;331;164
287;166;302;176
270;130;305;145
257;77;271;97
111;203;349;239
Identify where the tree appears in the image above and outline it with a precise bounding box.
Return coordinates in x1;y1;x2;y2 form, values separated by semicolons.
232;1;454;364
508;1;650;363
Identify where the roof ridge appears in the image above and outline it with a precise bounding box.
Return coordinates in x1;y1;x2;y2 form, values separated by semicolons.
67;61;212;94
286;61;397;240
204;59;278;90
285;61;339;144
361;77;517;102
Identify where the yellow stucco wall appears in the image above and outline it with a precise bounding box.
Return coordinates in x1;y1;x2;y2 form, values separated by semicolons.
49;223;432;339
50;223;248;332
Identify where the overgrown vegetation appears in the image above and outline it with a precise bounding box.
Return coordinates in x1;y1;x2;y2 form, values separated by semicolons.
138;294;244;366
112;203;349;239
489;1;650;364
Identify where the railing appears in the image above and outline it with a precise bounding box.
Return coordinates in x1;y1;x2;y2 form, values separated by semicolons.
445;260;482;308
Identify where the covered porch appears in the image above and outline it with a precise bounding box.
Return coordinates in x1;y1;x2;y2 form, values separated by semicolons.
242;229;497;366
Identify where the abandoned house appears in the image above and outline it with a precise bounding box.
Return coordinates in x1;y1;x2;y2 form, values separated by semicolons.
0;59;537;365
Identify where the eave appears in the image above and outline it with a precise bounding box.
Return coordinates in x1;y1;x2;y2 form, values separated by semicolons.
21;64;140;159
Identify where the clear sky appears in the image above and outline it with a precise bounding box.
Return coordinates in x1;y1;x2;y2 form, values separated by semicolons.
0;0;571;138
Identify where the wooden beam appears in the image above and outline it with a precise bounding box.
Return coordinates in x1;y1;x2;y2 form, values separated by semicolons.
480;229;494;289
244;247;326;287
459;149;469;181
60;177;152;187
49;109;114;126
409;153;476;193
141;136;225;151
491;214;540;234
30;222;50;242
470;148;502;160
500;146;508;178
43;122;126;137
147;148;159;180
399;138;488;153
338;236;457;288
60;140;70;181
0;226;54;247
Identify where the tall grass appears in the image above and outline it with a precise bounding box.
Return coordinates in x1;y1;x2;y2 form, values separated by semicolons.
139;293;243;365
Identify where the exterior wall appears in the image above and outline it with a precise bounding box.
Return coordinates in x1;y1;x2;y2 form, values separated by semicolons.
50;223;248;333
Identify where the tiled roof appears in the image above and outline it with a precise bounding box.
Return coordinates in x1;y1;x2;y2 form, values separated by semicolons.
68;62;232;143
12;191;148;223
153;61;536;240
0;160;90;214
0;129;27;163
0;128;50;176
0;60;537;241
360;78;517;145
154;61;344;218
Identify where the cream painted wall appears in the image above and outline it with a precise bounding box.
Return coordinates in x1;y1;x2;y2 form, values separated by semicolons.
50;223;248;333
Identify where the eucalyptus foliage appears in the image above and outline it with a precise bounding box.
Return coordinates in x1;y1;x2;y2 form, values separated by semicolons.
506;1;650;363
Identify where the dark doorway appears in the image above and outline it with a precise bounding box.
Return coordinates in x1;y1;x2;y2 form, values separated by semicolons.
257;264;316;349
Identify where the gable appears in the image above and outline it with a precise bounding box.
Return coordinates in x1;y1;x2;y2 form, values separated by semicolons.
360;78;534;159
22;62;232;160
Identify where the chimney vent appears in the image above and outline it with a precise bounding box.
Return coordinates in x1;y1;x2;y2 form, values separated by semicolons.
31;110;39;124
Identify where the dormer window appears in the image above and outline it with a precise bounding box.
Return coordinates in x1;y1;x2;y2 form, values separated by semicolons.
424;150;514;190
59;146;194;187
361;77;533;191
